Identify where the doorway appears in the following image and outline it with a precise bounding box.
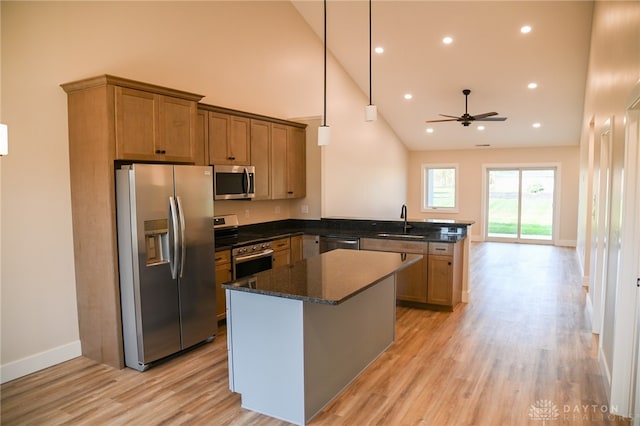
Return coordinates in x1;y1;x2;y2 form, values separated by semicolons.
485;167;557;243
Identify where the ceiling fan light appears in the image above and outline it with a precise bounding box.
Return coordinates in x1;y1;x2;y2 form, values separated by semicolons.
318;125;331;146
365;104;378;122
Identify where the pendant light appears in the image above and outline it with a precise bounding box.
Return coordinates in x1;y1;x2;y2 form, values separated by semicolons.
318;0;331;146
365;0;377;122
0;124;8;156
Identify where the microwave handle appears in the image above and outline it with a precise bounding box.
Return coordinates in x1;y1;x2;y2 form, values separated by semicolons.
243;167;250;195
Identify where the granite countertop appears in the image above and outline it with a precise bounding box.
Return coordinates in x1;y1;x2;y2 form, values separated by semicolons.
222;249;422;305
215;217;474;251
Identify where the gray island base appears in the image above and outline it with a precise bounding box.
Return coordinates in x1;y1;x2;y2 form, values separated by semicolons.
223;249;422;425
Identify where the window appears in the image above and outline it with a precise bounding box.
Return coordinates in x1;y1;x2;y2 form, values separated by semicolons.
422;164;458;212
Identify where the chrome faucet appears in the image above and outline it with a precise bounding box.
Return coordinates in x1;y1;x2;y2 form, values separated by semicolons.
400;204;409;233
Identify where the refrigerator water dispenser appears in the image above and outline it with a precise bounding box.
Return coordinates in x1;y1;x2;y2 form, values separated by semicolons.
144;219;169;266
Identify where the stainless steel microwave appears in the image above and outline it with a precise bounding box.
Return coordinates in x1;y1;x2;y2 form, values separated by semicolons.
214;165;255;200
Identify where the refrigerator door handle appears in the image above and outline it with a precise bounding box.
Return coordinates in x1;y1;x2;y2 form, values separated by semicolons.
169;196;180;279
176;195;187;278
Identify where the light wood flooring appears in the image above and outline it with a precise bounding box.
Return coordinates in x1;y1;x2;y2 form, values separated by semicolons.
1;242;630;425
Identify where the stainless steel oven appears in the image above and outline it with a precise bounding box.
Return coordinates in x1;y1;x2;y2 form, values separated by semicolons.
232;242;274;280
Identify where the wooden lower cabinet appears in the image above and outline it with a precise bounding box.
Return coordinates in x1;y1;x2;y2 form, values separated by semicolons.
426;242;463;309
215;250;231;321
396;257;428;303
272;237;291;269
290;235;303;263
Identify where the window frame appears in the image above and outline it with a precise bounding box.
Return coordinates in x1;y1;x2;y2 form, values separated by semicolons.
421;163;459;213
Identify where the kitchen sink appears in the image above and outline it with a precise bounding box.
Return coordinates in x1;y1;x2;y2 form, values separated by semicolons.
376;233;426;240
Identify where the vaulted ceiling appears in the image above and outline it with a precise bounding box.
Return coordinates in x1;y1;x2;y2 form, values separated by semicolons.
292;1;594;150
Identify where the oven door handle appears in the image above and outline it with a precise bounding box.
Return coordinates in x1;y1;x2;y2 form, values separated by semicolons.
235;249;274;264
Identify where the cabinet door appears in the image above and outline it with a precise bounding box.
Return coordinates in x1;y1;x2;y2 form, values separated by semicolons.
215;250;231;321
271;124;288;199
208;112;250;165
228;116;251;165
115;87;157;161
272;249;290;269
208;112;230;164
396;256;428;303
250;120;271;200
290;235;303;263
195;109;208;166
157;96;195;162
427;255;453;306
287;126;306;198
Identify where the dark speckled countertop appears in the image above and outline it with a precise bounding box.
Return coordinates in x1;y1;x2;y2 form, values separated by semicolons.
222;249;422;305
215;217;474;251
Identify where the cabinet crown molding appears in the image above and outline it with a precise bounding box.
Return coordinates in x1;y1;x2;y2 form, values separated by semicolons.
60;74;204;102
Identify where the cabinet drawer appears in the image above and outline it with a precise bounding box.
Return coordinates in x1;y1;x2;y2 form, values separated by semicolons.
214;250;231;265
428;242;453;256
272;237;291;251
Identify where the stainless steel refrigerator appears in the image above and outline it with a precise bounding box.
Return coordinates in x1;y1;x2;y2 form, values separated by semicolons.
116;164;216;371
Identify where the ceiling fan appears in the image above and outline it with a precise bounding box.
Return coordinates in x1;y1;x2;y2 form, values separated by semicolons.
426;89;507;127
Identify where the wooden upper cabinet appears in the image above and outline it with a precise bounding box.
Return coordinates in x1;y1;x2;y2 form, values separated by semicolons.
287;126;306;198
115;87;156;161
114;87;197;163
250;119;271;200
208;112;250;165
158;96;196;162
271;124;289;199
271;124;306;199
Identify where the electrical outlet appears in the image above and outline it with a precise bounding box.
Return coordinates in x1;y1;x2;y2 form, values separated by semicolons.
275;206;281;214
244;209;250;218
301;205;309;214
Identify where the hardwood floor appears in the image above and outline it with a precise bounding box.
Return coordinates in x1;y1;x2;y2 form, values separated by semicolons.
1;242;629;425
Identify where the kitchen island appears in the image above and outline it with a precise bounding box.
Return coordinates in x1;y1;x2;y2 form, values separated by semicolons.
223;249;422;425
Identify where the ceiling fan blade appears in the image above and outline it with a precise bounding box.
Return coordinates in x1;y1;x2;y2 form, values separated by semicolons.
476;117;508;121
425;118;459;123
471;112;498;120
439;114;461;119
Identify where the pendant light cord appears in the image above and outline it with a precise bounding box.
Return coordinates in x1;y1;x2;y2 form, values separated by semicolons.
323;0;327;127
369;0;372;106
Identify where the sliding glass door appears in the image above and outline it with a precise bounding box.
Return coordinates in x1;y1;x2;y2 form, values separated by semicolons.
486;168;556;243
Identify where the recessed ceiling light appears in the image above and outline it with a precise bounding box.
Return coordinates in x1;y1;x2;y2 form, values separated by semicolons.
374;46;384;54
528;82;538;89
426;128;434;134
477;125;485;131
404;93;413;100
521;25;532;34
442;36;453;45
532;122;541;128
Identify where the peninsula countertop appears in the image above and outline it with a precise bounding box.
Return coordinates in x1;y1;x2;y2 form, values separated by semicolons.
222;249;422;305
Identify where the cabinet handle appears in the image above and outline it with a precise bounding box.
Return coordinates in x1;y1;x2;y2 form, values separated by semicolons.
287;191;294;194
448;262;452;266
155;149;166;154
228;156;236;160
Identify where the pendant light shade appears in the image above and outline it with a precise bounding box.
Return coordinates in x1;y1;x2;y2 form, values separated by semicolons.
318;0;330;146
0;124;8;156
318;125;331;146
365;0;377;122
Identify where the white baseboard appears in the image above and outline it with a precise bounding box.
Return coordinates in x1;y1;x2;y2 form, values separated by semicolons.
599;345;612;399
556;239;577;247
0;340;82;384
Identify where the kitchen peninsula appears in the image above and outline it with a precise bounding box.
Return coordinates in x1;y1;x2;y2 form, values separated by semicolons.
223;249;422;425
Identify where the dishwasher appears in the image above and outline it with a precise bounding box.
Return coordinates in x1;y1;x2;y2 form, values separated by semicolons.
319;236;360;253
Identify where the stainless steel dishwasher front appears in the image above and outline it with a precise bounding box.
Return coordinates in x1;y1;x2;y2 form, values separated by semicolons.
319;236;360;253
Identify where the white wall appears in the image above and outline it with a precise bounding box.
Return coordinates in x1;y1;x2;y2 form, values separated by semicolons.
0;1;408;380
407;146;580;245
575;0;640;415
